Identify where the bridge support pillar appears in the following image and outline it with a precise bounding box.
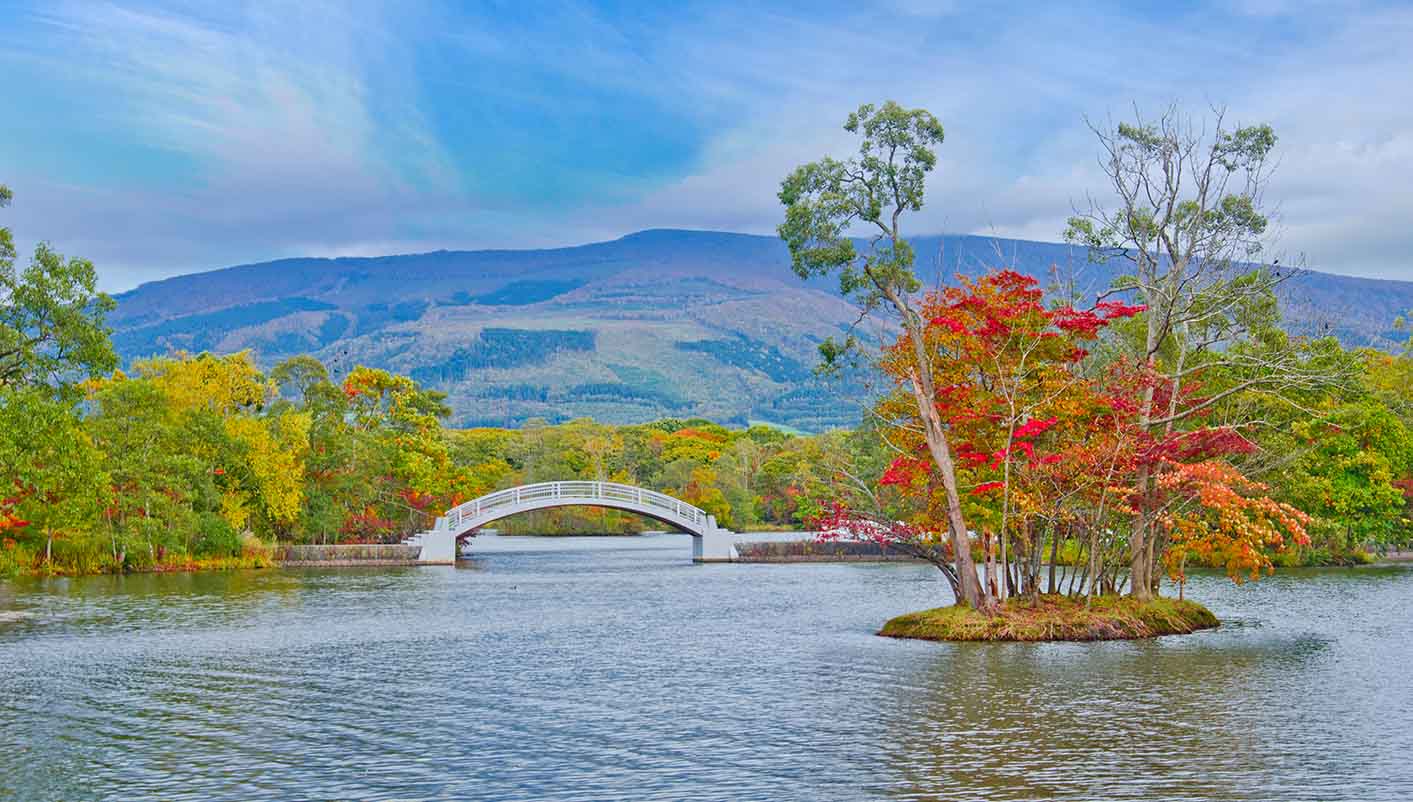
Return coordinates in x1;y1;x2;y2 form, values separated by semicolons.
416;530;458;565
693;525;737;563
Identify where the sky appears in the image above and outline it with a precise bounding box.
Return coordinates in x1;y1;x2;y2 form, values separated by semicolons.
2;0;1411;291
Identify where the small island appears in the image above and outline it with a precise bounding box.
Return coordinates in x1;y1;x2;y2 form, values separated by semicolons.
880;595;1219;642
775;102;1374;642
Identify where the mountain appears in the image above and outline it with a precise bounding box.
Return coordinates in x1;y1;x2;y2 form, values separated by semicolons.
110;229;1413;431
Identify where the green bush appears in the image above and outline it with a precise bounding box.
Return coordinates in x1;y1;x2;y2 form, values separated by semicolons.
193;513;242;558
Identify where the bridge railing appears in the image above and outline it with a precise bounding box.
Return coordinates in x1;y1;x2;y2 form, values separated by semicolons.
442;480;707;533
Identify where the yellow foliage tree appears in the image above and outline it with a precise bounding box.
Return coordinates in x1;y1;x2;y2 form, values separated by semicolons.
133;351;270;414
225;410;311;529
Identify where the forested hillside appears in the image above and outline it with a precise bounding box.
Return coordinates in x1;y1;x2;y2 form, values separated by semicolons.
108;230;1413;431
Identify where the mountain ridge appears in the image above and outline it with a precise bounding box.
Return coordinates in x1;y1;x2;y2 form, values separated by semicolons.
110;229;1413;431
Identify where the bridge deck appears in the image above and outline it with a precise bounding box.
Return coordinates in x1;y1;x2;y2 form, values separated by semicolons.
443;481;709;536
404;480;737;563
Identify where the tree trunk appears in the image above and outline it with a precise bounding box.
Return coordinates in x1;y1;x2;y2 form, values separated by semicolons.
1128;250;1164;601
1148;525;1165;597
908;370;989;610
982;530;995;600
1087;524;1101;599
1130;510;1153;600
1128;400;1159;599
1047;523;1061;594
1029;520;1046;601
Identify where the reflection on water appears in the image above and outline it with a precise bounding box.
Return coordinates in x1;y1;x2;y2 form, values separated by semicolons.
2;535;1410;801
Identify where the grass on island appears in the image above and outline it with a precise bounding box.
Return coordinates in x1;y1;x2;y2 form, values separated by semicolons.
880;594;1219;642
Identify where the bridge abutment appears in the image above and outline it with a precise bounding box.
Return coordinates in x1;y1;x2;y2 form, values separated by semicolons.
692;528;737;563
414;530;457;565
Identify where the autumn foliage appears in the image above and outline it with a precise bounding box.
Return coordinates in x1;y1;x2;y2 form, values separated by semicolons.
816;269;1317;599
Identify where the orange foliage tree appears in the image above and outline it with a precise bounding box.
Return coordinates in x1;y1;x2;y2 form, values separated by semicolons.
817;267;1316;603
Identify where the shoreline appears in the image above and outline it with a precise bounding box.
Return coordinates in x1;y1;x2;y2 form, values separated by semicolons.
733;538;1413;568
5;546;1410;581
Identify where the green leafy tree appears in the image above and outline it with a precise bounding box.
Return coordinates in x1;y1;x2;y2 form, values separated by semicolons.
85;373;204;566
342;366;469;536
271;355;360;542
1280;400;1411;555
1;185;116;392
0;388;110;572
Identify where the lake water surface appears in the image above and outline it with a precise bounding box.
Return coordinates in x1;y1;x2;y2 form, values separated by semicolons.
2;534;1410;801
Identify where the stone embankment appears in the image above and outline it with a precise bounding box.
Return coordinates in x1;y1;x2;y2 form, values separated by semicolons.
732;540;920;563
275;544;422;567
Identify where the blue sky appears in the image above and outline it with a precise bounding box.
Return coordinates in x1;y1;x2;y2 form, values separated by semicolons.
2;0;1411;290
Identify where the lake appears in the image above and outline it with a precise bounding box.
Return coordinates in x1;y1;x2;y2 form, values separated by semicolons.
2;534;1410;801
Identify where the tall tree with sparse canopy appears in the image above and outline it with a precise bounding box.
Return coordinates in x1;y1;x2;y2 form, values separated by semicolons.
777;102;990;610
1065;107;1347;598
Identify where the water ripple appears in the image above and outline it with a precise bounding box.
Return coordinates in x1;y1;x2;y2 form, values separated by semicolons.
2;537;1410;801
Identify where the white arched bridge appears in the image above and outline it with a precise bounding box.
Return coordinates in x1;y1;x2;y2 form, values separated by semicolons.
403;481;738;564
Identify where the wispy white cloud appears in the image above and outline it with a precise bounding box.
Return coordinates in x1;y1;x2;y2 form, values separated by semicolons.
1;0;1410;289
584;2;1413;281
4;0;463;284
